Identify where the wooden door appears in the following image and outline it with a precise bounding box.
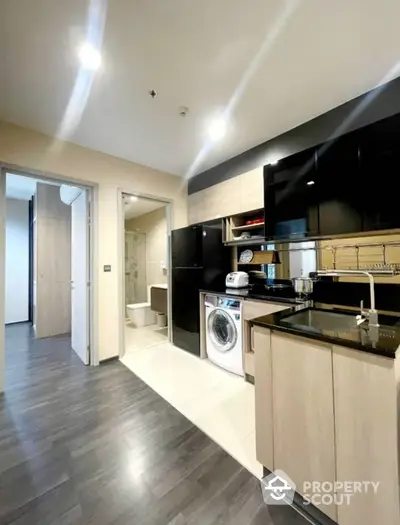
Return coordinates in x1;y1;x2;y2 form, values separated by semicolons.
333;345;400;525
271;332;337;521
253;325;273;471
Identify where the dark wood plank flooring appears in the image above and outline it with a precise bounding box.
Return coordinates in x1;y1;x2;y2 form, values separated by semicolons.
0;323;309;524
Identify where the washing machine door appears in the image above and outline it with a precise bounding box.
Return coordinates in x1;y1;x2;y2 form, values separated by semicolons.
207;308;238;352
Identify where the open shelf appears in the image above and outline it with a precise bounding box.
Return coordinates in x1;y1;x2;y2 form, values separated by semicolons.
222;208;265;245
231;222;264;231
224;238;266;247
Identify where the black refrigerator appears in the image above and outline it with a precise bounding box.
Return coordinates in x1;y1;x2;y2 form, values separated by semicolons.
171;224;229;356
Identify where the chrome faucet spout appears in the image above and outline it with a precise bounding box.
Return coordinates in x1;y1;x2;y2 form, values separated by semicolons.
316;269;379;327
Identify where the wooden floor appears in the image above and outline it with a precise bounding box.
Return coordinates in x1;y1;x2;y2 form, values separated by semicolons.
0;323;309;525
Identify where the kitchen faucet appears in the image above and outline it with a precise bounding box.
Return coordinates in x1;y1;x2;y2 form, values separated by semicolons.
315;269;380;327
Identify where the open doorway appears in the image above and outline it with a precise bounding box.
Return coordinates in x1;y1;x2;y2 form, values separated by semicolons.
3;171;93;374
122;193;171;355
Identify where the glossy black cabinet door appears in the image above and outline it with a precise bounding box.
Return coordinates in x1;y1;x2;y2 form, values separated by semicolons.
171;225;204;268
264;148;318;240
315;132;362;236
172;268;202;355
359;114;400;231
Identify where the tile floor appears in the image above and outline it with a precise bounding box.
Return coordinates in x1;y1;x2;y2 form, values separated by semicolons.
124;322;169;352
121;334;262;479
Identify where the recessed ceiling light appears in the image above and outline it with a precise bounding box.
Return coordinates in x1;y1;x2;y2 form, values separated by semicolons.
78;43;101;70
307;180;315;186
208;118;227;141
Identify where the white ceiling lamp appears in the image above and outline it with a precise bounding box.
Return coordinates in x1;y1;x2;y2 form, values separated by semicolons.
78;42;101;70
130;195;138;202
60;185;83;205
208;118;227;141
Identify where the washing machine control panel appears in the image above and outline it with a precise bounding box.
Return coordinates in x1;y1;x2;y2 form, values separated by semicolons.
217;298;241;310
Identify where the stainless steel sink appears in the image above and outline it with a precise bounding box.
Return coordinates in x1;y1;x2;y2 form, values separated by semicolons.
281;309;359;333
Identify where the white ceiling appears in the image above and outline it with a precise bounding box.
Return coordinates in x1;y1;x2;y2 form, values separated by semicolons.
123;195;165;220
1;1;400;178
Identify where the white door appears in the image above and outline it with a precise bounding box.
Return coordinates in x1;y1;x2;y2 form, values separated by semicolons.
71;191;89;364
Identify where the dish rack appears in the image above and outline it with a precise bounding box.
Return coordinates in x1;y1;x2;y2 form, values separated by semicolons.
321;241;400;273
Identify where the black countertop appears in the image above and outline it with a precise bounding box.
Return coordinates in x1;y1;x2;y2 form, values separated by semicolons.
200;286;304;305
250;301;400;359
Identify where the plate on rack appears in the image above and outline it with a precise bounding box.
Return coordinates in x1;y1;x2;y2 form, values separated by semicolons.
239;249;254;264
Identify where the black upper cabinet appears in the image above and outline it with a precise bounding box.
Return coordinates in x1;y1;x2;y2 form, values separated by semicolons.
264;111;400;240
315;132;362;236
359;113;400;231
264;148;318;240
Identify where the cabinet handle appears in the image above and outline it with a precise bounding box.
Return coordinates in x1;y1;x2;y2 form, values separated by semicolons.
251;325;255;352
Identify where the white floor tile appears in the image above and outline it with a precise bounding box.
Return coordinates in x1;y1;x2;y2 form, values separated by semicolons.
121;341;263;478
124;324;168;353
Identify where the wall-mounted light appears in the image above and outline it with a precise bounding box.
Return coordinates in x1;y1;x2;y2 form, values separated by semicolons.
307;180;315;186
270;160;279;166
130;195;138;202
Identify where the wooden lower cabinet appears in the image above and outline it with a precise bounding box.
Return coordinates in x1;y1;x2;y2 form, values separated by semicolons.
253;326;273;471
333;345;400;525
271;332;337;521
242;300;288;378
253;328;400;524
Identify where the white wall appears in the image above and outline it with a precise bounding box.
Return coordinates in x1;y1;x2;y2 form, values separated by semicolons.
5;198;29;324
0;120;188;374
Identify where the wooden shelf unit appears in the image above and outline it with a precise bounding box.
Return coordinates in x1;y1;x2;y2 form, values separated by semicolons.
223;208;265;244
238;250;280;265
231;222;265;231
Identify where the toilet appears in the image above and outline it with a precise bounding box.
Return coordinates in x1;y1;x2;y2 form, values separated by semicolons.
126;302;156;327
126;285;157;328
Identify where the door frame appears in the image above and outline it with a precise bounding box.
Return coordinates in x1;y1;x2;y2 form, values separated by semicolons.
117;187;173;359
0;171;5;392
28;198;34;323
0;165;98;377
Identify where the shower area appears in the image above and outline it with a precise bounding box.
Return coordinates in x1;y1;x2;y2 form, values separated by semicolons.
125;231;147;308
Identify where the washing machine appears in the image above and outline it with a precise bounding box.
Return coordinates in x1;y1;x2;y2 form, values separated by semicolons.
205;295;244;376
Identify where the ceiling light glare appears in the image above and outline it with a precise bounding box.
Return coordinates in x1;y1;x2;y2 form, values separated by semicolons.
208;118;227;141
78;43;101;70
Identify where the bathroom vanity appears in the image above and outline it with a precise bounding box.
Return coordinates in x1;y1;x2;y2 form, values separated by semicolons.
150;284;168;315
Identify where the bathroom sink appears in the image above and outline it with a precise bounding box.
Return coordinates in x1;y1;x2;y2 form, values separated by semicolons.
281;309;360;333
